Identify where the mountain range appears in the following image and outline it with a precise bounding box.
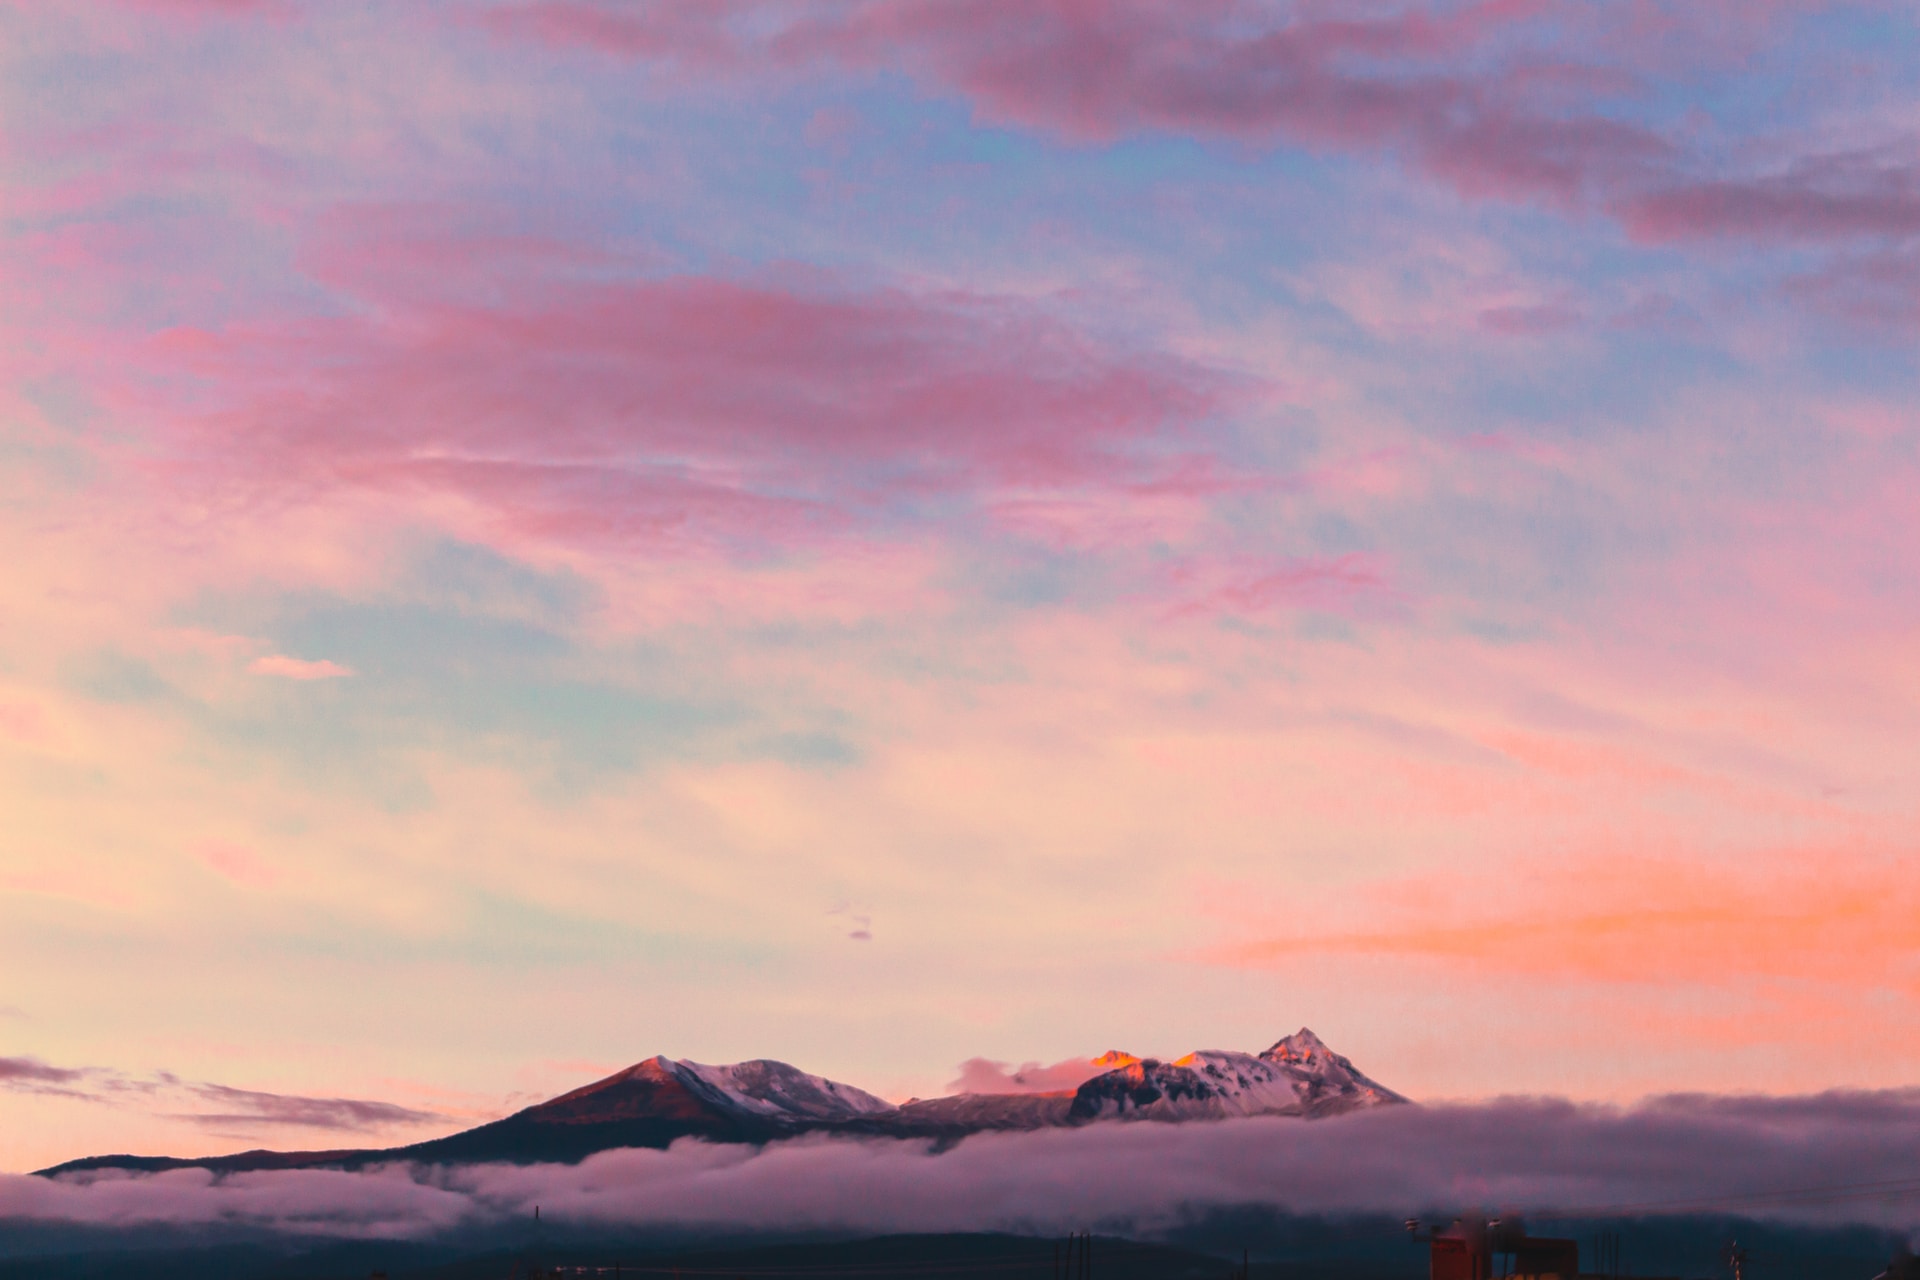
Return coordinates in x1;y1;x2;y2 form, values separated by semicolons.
37;1028;1406;1176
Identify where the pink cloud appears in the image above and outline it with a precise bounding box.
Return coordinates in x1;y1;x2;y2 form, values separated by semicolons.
486;0;1920;257
1162;552;1393;621
137;214;1243;562
947;1055;1110;1095
1784;248;1920;331
247;655;353;680
0;701;49;745
479;0;750;67
983;460;1254;551
1621;154;1920;243
194;840;280;889
488;0;1684;212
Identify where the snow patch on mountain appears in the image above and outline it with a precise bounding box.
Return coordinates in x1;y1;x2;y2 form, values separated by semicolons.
673;1058;898;1122
1067;1028;1407;1122
1262;1027;1407;1113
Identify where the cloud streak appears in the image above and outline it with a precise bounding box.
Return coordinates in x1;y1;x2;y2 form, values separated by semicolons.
488;0;1670;207
150;228;1244;562
486;0;1920;255
0;1059;89;1093
1199;852;1920;991
1622;149;1920;244
176;1084;440;1132
1;1057;442;1136
247;654;354;680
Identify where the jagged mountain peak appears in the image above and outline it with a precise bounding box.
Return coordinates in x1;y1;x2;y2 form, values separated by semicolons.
1260;1028;1409;1111
1067;1031;1407;1122
1262;1027;1334;1064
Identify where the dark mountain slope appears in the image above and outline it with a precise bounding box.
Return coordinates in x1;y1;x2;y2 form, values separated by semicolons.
36;1030;1404;1176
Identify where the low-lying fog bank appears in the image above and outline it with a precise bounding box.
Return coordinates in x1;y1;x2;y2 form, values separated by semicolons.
6;1092;1917;1246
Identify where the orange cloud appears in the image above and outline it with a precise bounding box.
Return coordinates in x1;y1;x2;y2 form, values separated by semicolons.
1200;851;1920;990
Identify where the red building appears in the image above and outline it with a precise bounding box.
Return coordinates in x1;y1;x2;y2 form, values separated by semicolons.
1420;1216;1582;1280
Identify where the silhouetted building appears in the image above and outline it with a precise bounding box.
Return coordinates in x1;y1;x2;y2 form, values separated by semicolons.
1419;1215;1581;1280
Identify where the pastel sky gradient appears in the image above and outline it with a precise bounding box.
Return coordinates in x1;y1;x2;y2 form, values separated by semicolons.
4;0;1920;1174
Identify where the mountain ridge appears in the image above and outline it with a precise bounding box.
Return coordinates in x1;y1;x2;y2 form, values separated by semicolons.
35;1028;1407;1177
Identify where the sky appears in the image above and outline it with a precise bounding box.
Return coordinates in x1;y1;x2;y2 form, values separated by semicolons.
2;0;1920;1177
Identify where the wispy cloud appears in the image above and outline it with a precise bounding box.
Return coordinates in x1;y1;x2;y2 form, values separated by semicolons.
1622;149;1920;244
0;1057;90;1097
1197;852;1920;990
150;227;1244;563
176;1083;441;1132
484;0;1909;252
947;1056;1108;1095
1159;553;1394;622
828;903;873;943
1;1056;441;1136
193;840;280;889
246;654;354;680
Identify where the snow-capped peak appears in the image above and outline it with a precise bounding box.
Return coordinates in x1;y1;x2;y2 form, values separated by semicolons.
1262;1027;1334;1066
672;1058;898;1122
1259;1027;1408;1111
1066;1030;1407;1122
